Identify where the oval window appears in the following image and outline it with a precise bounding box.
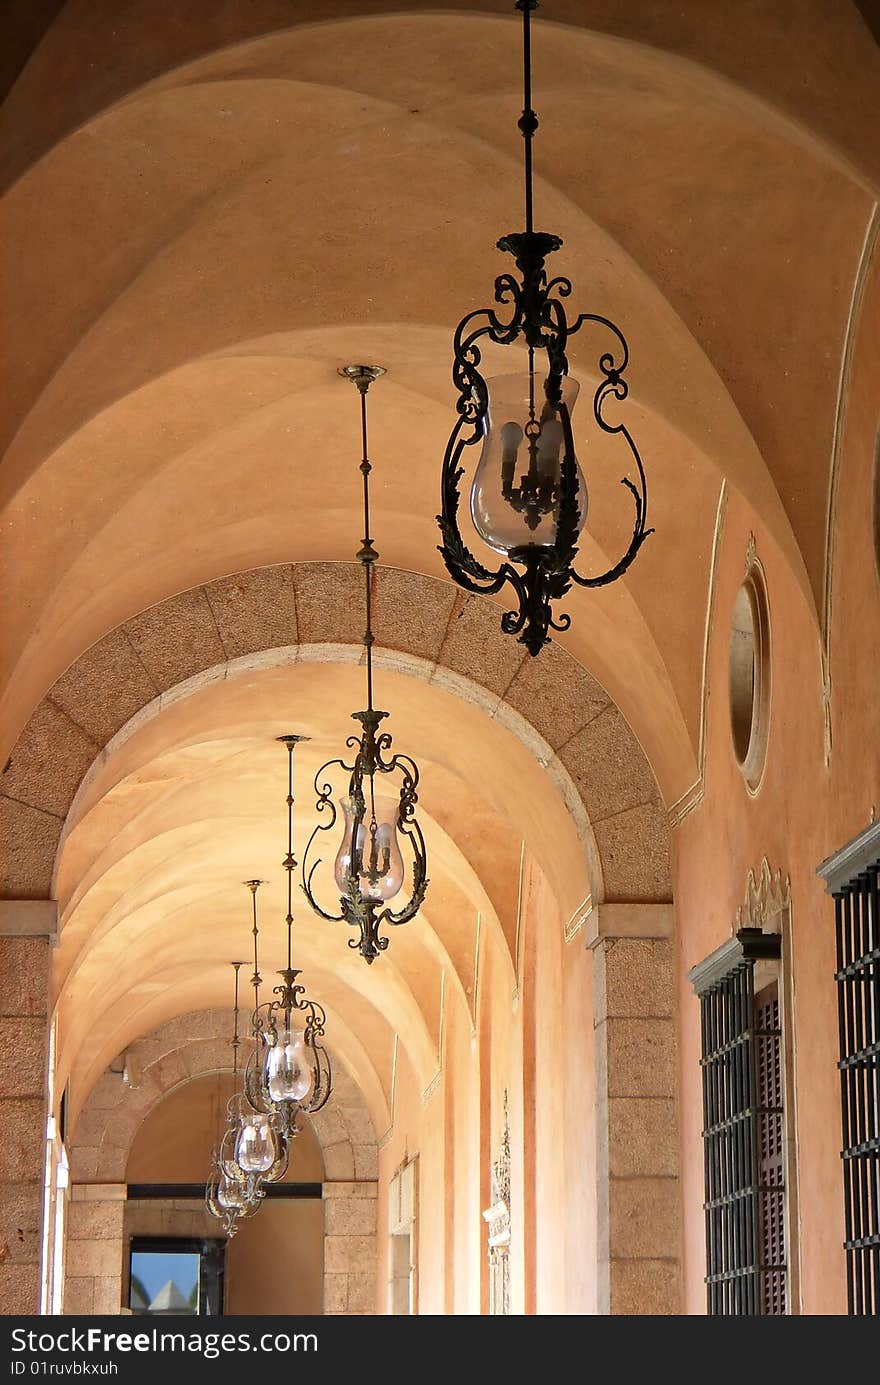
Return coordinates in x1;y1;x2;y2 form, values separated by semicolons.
728;556;770;791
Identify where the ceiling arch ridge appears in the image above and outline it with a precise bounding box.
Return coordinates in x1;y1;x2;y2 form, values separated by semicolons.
2;563;670;907
3;92;802;548
66;1006;379;1184
0;76;413;498
41;632;607;902
119;11;880;199
59;950;414;1134
0;300;813;760
55;880;439;1086
4;4;879;195
50;713;521;990
53;808;501;1063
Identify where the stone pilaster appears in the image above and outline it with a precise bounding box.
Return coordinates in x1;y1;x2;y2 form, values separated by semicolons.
64;1184;126;1315
0;918;53;1316
587;903;681;1314
322;1181;378;1315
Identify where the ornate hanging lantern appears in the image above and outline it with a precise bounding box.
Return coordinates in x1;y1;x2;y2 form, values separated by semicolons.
205;962;277;1238
247;739;332;1133
437;0;653;656
302;366;428;964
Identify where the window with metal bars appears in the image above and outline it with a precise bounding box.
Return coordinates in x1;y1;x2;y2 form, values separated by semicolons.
688;928;786;1315
818;823;880;1317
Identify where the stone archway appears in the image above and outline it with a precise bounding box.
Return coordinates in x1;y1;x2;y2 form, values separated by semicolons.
63;1009;379;1316
0;561;670;905
1;565;676;1314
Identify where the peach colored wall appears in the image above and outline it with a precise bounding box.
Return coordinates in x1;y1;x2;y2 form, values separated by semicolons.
374;854;596;1316
675;252;880;1316
225;1202;324;1316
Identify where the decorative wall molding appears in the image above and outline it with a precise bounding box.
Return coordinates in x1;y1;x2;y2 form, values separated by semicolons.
0;899;58;941
821;202;880;766
817;819;880;896
482;1093;511;1316
736;858;791;931
563;895;592;944
668;480;728;828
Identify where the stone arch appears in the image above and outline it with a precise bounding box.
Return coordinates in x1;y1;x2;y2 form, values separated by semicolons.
0;562;671;909
68;1008;377;1184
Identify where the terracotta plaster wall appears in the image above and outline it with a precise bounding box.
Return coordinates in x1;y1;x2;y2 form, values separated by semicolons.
674;247;880;1316
375;851;596;1316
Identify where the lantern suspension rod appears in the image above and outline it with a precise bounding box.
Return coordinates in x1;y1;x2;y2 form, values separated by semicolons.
517;0;539;236
244;878;264;1012
275;734;309;979
229;960;245;1077
338;364;387;715
359;382;376;713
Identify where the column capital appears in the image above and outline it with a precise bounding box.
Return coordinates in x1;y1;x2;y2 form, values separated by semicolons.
0;900;58;943
585;902;673;950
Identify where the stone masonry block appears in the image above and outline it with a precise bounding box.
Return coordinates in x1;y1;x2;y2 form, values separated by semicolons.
594;938;673;1023
1;700;98;817
0;1017;47;1098
0;797;62;898
124;588;225;693
436;592;525;695
504;640;609;749
0;938;49;1017
48;627;158;745
600;1017;676;1099
610;1258;681;1315
593;803;672;901
607;1097;678;1179
204;565;297;659
373;568;456;662
609;1177;681;1261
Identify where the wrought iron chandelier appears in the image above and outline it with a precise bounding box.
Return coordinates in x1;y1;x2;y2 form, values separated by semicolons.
302;365;428;964
246;738;332;1133
437;0;653;656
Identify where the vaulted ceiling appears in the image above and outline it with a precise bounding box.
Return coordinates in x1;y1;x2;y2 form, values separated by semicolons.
2;0;877;1117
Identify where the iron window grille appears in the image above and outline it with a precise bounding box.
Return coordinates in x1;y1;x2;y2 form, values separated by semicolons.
818;822;880;1316
689;928;786;1314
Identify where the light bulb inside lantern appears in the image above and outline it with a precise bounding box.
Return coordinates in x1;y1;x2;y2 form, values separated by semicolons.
334;794;405;903
216;1175;245;1211
470;372;587;554
266;1027;313;1103
234;1112;276;1174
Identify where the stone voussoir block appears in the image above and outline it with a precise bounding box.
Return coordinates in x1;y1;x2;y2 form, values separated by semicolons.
436;591;526;696
204;565;298;659
1;699;99;818
593;803;672;901
124;588;225;694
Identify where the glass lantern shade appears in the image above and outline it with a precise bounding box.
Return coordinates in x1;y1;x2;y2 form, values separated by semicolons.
234;1113;276;1174
334;794;405;903
216;1176;246;1212
469;372;587;554
266;1027;313;1103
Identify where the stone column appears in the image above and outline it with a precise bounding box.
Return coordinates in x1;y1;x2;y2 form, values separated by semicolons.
587;903;681;1314
0;905;55;1315
322;1181;378;1315
64;1185;126;1315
